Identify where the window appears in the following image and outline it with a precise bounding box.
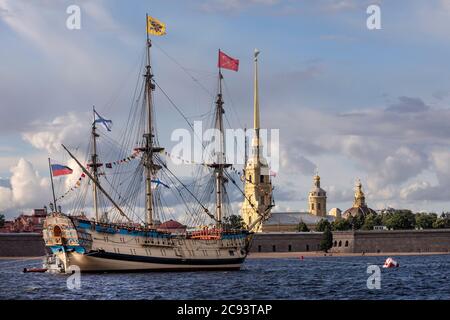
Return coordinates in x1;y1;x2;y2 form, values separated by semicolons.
318;203;321;210
311;203;315;210
288;245;292;252
306;244;309;252
333;241;337;247
345;241;349;247
338;241;342;247
258;245;262;252
260;175;264;183
272;245;276;252
249;175;252;183
229;250;235;256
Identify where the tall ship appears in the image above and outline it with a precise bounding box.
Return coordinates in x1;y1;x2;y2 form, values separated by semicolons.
42;16;273;273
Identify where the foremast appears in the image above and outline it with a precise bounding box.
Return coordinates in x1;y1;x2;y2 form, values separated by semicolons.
90;106;102;222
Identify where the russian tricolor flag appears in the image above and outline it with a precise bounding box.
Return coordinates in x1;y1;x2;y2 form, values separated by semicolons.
51;164;73;177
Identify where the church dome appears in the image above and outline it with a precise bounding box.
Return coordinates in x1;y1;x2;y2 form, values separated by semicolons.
342;180;376;218
342;206;377;218
309;174;326;197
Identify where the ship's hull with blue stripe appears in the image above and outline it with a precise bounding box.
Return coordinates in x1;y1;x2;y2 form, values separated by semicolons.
43;213;251;273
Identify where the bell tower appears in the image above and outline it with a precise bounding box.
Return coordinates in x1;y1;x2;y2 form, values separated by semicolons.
241;49;273;232
308;170;327;217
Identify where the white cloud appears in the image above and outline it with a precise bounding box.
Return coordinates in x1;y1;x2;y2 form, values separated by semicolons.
0;158;49;213
22;112;89;154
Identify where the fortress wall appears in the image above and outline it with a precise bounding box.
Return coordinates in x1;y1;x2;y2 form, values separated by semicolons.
254;230;450;253
251;232;323;253
334;229;450;253
0;233;46;257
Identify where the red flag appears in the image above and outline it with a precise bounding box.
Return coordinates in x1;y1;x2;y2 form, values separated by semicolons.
218;50;239;72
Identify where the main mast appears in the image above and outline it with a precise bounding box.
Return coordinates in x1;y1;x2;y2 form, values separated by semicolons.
143;15;163;227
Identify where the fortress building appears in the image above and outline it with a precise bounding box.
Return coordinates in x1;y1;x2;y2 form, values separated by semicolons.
308;171;327;217
342;179;376;219
241;50;273;232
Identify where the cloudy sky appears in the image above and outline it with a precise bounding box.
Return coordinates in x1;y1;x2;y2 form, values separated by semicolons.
2;0;450;219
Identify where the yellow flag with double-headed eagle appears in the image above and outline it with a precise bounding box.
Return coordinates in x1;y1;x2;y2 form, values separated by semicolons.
147;16;166;36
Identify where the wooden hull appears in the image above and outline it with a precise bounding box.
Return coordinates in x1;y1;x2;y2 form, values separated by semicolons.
53;251;244;272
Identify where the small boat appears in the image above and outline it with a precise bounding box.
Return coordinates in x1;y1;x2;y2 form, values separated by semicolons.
23;268;48;273
383;257;399;268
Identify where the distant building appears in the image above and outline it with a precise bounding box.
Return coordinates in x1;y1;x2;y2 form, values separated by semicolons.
328;208;342;218
342;180;377;219
308;172;327;217
157;220;186;234
262;212;335;232
0;208;47;234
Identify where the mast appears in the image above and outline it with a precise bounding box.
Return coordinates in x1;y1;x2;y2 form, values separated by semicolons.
48;158;57;212
216;72;225;227
142;14;163;227
209;69;231;228
62;144;132;223
91;106;100;222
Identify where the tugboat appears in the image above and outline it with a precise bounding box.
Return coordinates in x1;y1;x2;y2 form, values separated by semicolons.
42;15;272;273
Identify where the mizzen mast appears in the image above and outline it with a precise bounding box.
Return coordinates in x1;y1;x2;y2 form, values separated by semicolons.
209;72;231;228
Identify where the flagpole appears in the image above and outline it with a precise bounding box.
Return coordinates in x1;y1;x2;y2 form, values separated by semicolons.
48;158;57;212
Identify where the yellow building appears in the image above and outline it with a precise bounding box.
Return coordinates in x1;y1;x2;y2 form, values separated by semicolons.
308;172;327;217
241;49;273;232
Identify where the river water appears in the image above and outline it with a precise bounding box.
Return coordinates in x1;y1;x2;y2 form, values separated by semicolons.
1;254;449;299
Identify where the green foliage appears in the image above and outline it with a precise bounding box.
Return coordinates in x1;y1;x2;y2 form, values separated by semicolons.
347;214;365;230
315;219;331;232
0;214;4;228
382;209;415;230
331;218;351;231
320;227;333;252
362;213;382;230
415;213;437;229
331;209;450;232
433;216;450;229
297;221;309;232
222;215;245;230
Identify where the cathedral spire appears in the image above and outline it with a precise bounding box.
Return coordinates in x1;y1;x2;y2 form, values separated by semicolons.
253;48;260;130
353;178;366;207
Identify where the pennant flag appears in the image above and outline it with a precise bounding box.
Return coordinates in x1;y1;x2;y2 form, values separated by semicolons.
94;110;113;131
106;163;112;169
218;50;239;72
51;164;73;177
147;16;166;36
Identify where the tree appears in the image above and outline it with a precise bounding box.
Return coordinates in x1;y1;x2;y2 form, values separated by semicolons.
222;215;245;230
383;209;415;230
320;227;333;252
348;214;365;230
315;219;331;232
297;221;309;232
415;213;437;229
362;213;382;230
0;214;4;228
433;216;450;229
331;218;351;231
